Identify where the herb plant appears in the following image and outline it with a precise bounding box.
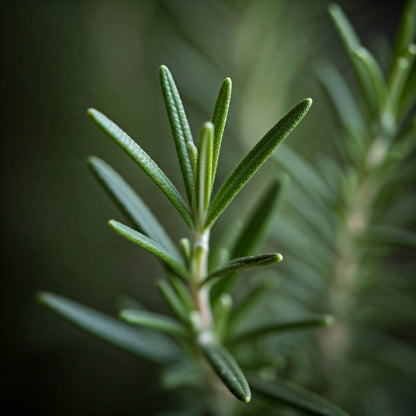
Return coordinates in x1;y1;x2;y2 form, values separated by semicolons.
272;2;416;414
37;64;349;415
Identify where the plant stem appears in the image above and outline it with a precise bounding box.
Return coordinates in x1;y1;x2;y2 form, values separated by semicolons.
320;135;390;372
190;228;212;329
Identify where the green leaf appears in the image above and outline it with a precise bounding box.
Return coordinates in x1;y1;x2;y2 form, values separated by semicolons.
167;271;194;311
157;279;189;323
87;108;193;227
210;180;286;302
179;238;192;267
88;156;179;259
248;374;349;416
392;0;416;60
195;122;214;222
398;60;416;119
199;338;251;403
229;315;334;344
210;77;232;183
108;220;190;280
328;4;360;51
36;291;179;363
214;294;233;341
203;253;282;286
387;44;416;119
315;63;367;149
274;146;333;209
328;4;377;114
120;309;188;338
229;283;272;330
159;65;195;203
353;47;387;111
369;225;416;249
232;179;288;258
206;98;312;228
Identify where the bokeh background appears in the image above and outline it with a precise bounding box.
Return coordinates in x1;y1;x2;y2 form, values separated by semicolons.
1;1;412;415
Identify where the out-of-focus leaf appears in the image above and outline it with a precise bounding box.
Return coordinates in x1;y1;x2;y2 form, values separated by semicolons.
229;283;272;330
232;178;288;258
353;47;387;111
210;179;286;302
248;374;349;416
328;4;377;114
36;291;180;363
206;98;312;228
274;146;333;209
88;109;192;227
398;60;416;118
229;315;333;344
167;272;194;311
157;279;189;323
199;338;251;403
388;44;416;119
88;156;179;258
159;65;195;203
392;0;416;60
120;309;188;338
108;220;190;280
315;63;367;145
214;294;232;341
368;225;416;249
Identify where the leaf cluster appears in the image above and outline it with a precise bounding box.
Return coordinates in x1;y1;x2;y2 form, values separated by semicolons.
36;51;351;416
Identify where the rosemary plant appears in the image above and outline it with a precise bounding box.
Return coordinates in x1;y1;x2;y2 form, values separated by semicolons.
272;2;416;414
37;65;349;415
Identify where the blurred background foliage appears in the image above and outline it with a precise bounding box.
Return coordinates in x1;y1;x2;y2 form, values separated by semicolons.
1;0;413;415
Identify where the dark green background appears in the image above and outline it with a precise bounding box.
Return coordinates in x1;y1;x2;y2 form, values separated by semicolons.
1;1;406;415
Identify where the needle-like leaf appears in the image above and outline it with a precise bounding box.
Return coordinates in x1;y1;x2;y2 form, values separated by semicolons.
210;77;232;183
108;220;190;280
228;283;272;330
167;271;194;311
229;315;334;344
392;0;416;60
315;63;367;146
206;98;312;228
328;4;377;114
203;253;282;286
210;180;286;302
199;339;251;403
388;44;416;117
120;309;188;338
195;122;214;221
88;108;192;227
160;65;195;203
353;47;387;112
157;279;189;323
232;179;287;258
214;294;233;341
36;291;180;363
88;156;179;258
248;374;349;416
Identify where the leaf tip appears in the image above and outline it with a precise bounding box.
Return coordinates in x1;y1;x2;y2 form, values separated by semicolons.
304;97;313;108
87;108;97;118
328;3;341;16
275;253;283;263
203;121;214;131
35;291;48;305
107;219;117;229
243;392;252;403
